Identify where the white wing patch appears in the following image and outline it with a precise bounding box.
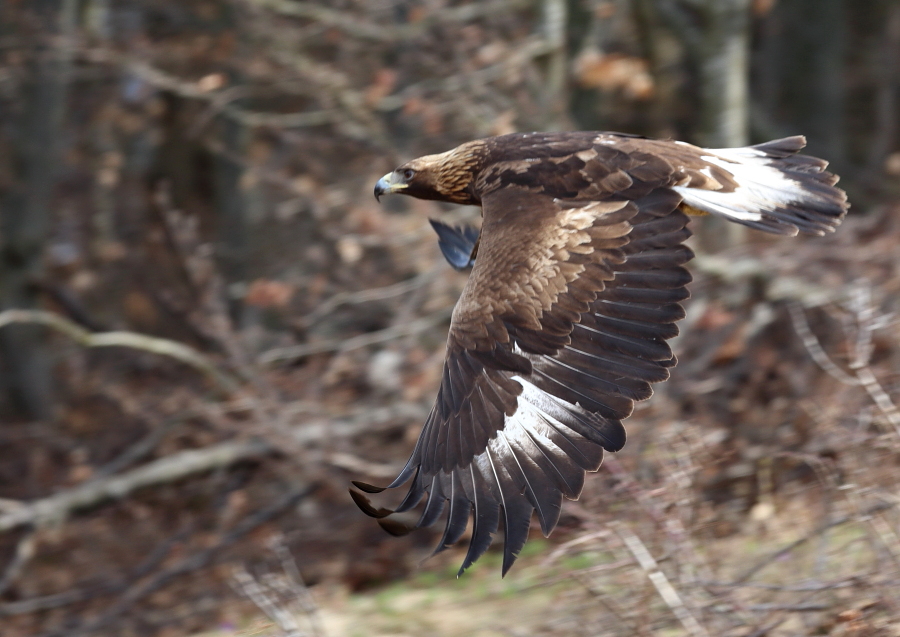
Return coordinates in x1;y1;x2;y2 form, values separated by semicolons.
672;150;809;223
482;374;597;494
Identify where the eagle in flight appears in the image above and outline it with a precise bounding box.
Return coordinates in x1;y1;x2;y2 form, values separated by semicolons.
353;131;847;576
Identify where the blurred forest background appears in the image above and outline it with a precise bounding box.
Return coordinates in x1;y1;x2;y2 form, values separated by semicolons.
1;0;899;635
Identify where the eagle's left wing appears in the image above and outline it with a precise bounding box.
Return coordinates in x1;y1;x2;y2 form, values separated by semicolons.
352;171;692;575
429;219;480;270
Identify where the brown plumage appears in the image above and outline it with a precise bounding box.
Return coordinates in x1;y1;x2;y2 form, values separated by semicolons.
359;131;848;576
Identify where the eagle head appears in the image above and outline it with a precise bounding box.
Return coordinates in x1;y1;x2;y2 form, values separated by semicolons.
374;141;487;205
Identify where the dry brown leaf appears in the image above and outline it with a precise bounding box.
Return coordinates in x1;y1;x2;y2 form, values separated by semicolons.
244;279;295;309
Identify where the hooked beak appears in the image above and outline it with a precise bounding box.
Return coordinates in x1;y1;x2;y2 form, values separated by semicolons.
374;172;406;202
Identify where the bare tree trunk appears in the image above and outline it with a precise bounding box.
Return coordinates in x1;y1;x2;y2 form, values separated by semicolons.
0;0;78;420
695;0;750;250
754;0;847;163
541;0;569;129
866;1;900;177
807;0;846;164
86;0;118;253
213;116;250;325
656;0;752;250
692;1;750;148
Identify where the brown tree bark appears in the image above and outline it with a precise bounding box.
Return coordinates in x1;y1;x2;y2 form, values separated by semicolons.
0;0;78;419
655;0;753;250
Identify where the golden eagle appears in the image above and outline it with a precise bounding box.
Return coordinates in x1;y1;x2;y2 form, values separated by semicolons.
354;131;847;576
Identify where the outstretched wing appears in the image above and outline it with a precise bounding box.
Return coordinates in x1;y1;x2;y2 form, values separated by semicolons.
353;133;848;576
353;190;692;576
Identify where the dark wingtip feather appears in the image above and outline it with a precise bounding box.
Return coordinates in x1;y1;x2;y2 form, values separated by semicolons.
349;488;395;519
377;515;419;536
432;475;473;556
750;135;807;156
500;502;533;576
457;471;501;576
352;480;387;494
458;513;499;576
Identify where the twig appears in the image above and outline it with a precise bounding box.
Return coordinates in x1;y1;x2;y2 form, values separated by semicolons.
613;522;710;637
845;285;900;434
740;590;836;637
0;531;37;596
48;484;313;637
231;537;326;637
286;402;428;452
734;502;897;584
233;567;310;636
258;307;451;365
602;454;716;588
788;302;860;386
93;416;185;479
790;297;900;435
855;365;900;434
0;309;241;394
272;536;325;636
697;578;858;592
691;254;840;306
526;558;632;591
83;49;338;131
247;0;538;43
375;37;556;112
0;439;274;533
756;603;830;612
299;273;431;328
0;528;191;617
571;570;641;635
0;582;106;616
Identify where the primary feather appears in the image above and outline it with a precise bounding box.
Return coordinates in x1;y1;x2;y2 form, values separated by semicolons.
362;131;848;576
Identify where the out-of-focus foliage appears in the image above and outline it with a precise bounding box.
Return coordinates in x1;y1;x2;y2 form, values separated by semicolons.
0;1;899;636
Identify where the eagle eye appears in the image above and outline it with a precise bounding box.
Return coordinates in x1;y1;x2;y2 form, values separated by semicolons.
402;169;415;180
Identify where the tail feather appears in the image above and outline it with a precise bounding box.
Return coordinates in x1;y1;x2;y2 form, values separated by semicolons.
673;136;848;236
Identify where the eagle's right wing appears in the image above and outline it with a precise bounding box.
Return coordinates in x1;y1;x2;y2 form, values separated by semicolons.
353;184;692;576
352;133;847;576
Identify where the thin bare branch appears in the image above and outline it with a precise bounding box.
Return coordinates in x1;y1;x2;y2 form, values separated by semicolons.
788;302;860;386
272;536;326;636
613;522;710;637
698;578;858;592
0;309;241;394
92;416;185;479
0;531;37;596
844;284;900;433
53;485;312;637
231;537;326;637
233;567;310;636
300;272;431;328
855;365;900;434
376;36;557;111
791;297;900;435
734;502;897;584
258;307;451;365
747;603;829;612
692;254;841;305
247;0;538;43
0;439;273;533
83;49;338;130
